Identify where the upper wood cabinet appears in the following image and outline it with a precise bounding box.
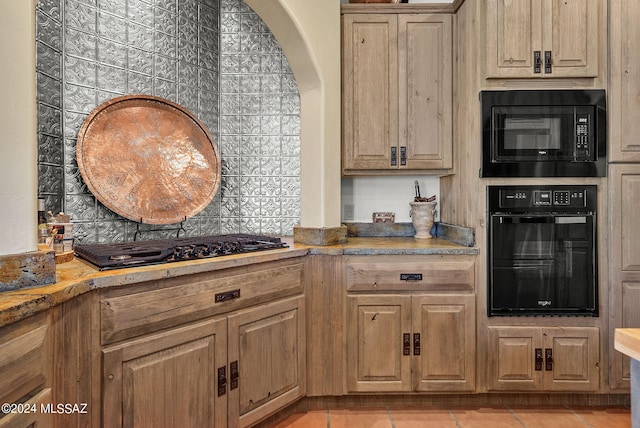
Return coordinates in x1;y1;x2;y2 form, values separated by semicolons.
342;13;453;174
486;0;600;78
609;0;640;162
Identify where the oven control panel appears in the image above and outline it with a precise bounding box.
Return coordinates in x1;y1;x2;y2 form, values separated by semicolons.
490;185;595;212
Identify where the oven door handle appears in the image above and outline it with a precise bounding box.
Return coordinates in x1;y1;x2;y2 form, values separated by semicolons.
497;215;588;224
498;216;554;224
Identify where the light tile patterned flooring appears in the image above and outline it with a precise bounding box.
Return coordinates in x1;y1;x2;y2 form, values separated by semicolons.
271;406;631;428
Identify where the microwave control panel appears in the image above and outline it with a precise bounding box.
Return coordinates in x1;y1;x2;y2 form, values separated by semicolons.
574;112;593;161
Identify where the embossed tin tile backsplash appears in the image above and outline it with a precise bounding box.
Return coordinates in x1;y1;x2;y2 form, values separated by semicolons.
36;0;300;244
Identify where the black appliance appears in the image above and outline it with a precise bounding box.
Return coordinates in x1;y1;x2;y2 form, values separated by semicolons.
74;234;288;270
487;185;597;316
481;89;606;177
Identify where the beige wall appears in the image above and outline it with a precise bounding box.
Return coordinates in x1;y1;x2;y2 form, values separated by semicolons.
0;0;38;256
0;0;342;257
245;0;342;229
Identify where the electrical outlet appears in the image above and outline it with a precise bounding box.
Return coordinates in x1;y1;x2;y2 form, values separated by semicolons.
343;204;354;221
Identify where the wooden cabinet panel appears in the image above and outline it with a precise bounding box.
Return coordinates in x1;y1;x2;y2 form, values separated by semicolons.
0;312;51;408
228;296;306;428
413;294;475;392
101;260;303;344
102;318;227;428
609;0;640;161
342;14;398;171
486;0;541;78
543;0;598;77
346;295;412;392
610;165;640;389
305;255;344;397
486;0;599;78
620;174;640;271
398;14;452;169
0;325;49;406
345;255;475;292
545;328;599;391
620;283;640;380
342;13;452;174
0;313;52;428
488;327;542;391
100;259;305;427
487;327;599;392
347;292;475;393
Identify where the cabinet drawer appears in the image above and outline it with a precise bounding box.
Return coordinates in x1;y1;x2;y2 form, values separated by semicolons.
0;312;50;405
101;259;303;345
0;388;52;428
345;255;475;292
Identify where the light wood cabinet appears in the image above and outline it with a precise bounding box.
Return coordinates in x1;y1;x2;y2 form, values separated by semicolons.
609;164;640;389
486;0;600;78
342;13;452;174
609;0;640;162
487;326;599;392
0;312;53;428
102;318;228;427
344;255;476;393
608;1;640;391
102;296;305;428
413;294;476;392
228;296;306;428
346;294;411;392
99;259;305;428
346;293;475;393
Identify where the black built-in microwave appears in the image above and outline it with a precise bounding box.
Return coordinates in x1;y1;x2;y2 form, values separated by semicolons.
480;90;606;177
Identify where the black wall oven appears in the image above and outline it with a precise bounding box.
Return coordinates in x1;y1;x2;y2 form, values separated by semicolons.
487;185;597;316
481;90;606;177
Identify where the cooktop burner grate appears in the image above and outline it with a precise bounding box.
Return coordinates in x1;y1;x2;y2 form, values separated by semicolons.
74;233;288;270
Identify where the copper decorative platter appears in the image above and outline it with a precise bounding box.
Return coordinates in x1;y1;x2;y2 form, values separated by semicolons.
76;95;220;225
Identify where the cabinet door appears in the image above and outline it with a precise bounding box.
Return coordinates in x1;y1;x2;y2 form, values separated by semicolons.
398;14;452;170
609;0;640;162
227;296;305;428
342;14;398;171
487;327;543;391
488;327;599;392
346;295;412;392
542;0;598;78
486;0;542;78
102;318;227;428
413;294;475;392
543;327;599;391
486;0;599;78
610;165;640;388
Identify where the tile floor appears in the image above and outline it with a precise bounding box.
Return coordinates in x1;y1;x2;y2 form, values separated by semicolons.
271;406;631;428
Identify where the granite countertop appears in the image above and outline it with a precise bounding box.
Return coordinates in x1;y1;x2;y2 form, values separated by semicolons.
311;236;478;256
615;328;640;361
0;235;477;328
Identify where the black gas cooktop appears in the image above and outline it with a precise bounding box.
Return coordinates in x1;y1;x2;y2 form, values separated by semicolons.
74;234;288;270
